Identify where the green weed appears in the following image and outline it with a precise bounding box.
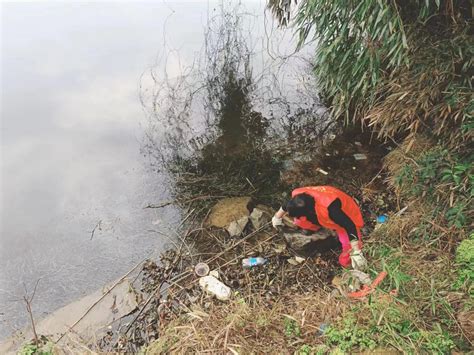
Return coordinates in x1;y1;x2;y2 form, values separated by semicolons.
395;147;472;231
19;339;53;355
297;344;313;355
283;316;301;338
454;233;474;293
324;317;377;351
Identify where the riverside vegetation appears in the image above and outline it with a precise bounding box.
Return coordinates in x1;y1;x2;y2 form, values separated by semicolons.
21;0;472;353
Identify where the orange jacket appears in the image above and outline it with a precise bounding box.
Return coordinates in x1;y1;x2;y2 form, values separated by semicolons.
291;186;364;232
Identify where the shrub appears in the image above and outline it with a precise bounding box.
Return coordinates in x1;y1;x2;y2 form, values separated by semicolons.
455;234;474;293
268;0;473;147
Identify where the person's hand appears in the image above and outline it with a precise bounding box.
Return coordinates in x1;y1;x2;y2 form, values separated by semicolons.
350;240;367;271
272;216;283;228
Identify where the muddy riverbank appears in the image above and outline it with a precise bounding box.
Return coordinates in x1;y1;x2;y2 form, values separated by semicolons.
97;126;394;353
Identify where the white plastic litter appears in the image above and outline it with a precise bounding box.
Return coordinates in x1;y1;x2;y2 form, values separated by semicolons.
199;275;231;301
353;153;367;160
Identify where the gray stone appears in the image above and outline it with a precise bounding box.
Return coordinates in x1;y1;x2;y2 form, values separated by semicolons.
249;207;270;230
226;216;249;236
284;232;317;251
283;229;337;257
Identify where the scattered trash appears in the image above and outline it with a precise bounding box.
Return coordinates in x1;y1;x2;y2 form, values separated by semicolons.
294;256;305;263
350;270;372;285
194;263;210;277
293;154;313;163
287;258;299;265
318;323;329;335
333;270;379;295
272;244;287;254
347;271;388;299
242;257;267;268
353;153;367;160
287;256;306;265
199;275;231;301
331;275;343;287
316;168;328;175
376;215;389;224
329;133;336;140
209;270;220;278
355;142;362;146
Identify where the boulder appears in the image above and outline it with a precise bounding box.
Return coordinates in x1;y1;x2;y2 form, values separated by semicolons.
206;197;252;228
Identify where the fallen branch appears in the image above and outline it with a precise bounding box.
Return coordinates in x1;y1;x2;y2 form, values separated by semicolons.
23;279;41;346
144;195;227;209
122;222;275;338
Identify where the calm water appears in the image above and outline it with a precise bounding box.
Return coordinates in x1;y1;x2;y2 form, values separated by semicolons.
1;1;321;339
0;2;205;338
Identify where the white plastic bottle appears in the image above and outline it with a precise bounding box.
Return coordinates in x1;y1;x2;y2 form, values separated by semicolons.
242;257;267;268
198;275;231;301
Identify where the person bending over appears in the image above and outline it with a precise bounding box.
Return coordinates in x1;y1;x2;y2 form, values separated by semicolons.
272;186;367;270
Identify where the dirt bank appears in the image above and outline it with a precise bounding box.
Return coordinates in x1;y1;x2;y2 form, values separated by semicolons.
92;127;397;353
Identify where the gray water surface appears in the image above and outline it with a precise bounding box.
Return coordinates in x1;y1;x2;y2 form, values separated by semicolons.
0;2;209;339
0;0;322;340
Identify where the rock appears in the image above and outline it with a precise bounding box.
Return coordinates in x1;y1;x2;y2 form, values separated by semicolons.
294;256;306;263
249;207;270;230
287;258;300;265
206;197;252;228
287;256;306;265
227;216;249;236
0;279;138;353
284;232;314;250
283;229;337;257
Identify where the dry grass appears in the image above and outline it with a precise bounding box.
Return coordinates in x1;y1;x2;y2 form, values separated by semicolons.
364;29;473;151
383;135;470;244
145;291;346;354
365;213;473;350
383;135;434;194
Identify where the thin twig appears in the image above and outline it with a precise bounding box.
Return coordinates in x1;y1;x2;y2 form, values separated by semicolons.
89;220;102;240
144;195;227;209
55;258;147;343
23;279;41;345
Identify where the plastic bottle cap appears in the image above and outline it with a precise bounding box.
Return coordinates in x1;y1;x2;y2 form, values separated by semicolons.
194;262;210;277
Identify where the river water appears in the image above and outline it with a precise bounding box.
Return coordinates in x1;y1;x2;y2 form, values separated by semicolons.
1;1;323;339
